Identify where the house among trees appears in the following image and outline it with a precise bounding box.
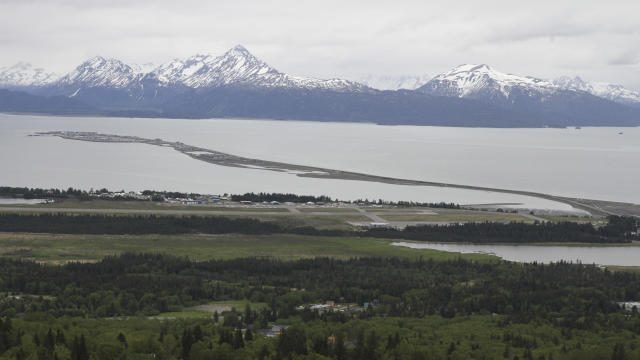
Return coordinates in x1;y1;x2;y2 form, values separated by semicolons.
255;325;290;338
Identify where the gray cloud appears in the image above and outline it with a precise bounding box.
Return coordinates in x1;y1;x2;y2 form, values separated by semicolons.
1;0;639;90
609;51;640;66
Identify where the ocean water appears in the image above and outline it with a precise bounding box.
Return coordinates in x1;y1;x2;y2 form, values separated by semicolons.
1;114;638;210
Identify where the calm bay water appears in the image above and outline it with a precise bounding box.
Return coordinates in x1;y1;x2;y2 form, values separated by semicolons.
1;114;638;210
392;242;640;266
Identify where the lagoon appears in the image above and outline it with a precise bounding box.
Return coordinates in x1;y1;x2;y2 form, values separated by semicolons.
392;241;640;266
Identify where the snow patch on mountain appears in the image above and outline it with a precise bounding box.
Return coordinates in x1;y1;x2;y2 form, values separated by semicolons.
355;74;431;90
553;76;640;106
0;62;59;87
131;62;157;74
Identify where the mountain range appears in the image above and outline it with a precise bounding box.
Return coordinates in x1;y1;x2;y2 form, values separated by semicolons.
1;45;639;127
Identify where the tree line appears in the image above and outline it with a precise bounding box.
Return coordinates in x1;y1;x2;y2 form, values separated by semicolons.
231;192;333;203
0;213;636;243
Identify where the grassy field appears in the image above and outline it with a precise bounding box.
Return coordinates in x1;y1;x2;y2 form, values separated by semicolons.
538;215;604;223
605;265;640;273
222;214;369;230
0;232;496;264
150;310;216;319
154;300;268;318
378;212;531;222
154;300;270;319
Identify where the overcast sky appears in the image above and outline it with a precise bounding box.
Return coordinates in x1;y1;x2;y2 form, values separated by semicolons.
1;0;639;89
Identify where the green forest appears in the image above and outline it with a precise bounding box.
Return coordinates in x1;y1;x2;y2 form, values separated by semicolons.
0;254;640;359
0;202;639;359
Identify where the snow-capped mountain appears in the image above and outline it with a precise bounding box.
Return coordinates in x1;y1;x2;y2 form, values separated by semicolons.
417;64;639;126
54;56;141;89
418;64;640;114
553;76;640;107
148;45;368;92
419;64;559;101
0;62;59;88
355;74;430;90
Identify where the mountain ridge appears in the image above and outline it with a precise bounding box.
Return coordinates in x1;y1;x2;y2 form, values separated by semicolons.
2;48;639;101
553;76;640;107
0;62;59;88
1;46;639;127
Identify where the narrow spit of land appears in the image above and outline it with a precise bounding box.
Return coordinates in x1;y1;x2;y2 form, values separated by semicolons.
34;131;640;217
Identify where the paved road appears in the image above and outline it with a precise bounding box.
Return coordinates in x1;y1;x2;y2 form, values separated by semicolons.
519;213;549;222
355;208;387;222
285;206;301;214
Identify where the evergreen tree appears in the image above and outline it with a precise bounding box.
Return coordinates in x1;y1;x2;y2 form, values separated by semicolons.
181;329;194;359
244;304;253;324
193;326;203;342
116;332;127;348
44;328;55;350
334;333;347;360
71;335;89;360
277;326;307;358
364;330;379;360
55;330;65;346
218;329;232;345
258;344;270;360
232;328;244;349
611;343;626;360
244;328;253;341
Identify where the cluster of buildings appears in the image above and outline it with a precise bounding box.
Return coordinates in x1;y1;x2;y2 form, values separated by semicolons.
94;191;151;200
297;300;369;314
165;195;228;205
240;300;376;339
239;200;282;206
90;191;230;205
619;301;640;313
